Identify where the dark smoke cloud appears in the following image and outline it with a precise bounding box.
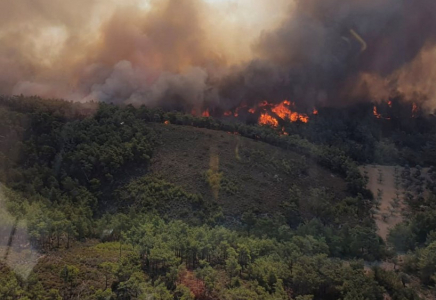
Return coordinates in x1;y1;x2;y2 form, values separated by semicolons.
216;0;436;109
1;0;436;111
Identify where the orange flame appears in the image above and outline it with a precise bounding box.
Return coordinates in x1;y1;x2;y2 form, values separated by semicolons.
272;100;309;123
295;113;309;123
373;106;382;119
373;105;392;120
258;100;309;126
164;120;170;125
201;100;309;128
272;101;292;120
313;108;318;115
259;113;279;127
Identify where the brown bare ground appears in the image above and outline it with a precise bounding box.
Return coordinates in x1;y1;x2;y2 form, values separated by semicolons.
360;165;404;241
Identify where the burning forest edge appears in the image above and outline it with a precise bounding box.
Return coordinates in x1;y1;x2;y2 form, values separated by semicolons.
1;0;436;298
1;95;436;299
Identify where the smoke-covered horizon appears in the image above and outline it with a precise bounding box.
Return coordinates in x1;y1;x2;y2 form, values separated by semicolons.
1;0;436;112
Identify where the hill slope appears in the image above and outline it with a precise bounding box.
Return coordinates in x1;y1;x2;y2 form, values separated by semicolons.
149;123;347;217
2;98;420;300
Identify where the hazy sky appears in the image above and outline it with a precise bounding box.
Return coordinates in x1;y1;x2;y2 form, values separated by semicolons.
0;0;435;109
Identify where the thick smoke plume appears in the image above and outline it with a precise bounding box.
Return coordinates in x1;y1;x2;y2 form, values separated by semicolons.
1;0;436;112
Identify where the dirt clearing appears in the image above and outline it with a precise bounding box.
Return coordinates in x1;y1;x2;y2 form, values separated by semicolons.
361;165;404;240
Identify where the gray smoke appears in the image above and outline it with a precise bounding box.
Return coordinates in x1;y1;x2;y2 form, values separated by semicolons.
216;0;436;110
1;0;436;111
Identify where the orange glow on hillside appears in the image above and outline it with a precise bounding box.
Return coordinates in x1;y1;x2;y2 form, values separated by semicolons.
204;100;310;128
373;105;391;120
271;101;292;119
259;113;279;127
296;114;309;123
373;106;382;119
272;100;309;123
258;100;309;126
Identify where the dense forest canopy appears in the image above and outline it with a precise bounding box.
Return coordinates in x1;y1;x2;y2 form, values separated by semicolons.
0;95;436;299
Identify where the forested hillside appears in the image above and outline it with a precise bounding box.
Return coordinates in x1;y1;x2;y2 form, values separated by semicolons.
1;96;435;299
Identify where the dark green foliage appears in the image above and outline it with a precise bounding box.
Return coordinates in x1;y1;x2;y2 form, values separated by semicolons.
120;215;392;300
404;241;436;286
1;96;433;299
1;98;156;203
373;267;420;300
387;223;417;252
0;98;157;250
117;175;222;225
